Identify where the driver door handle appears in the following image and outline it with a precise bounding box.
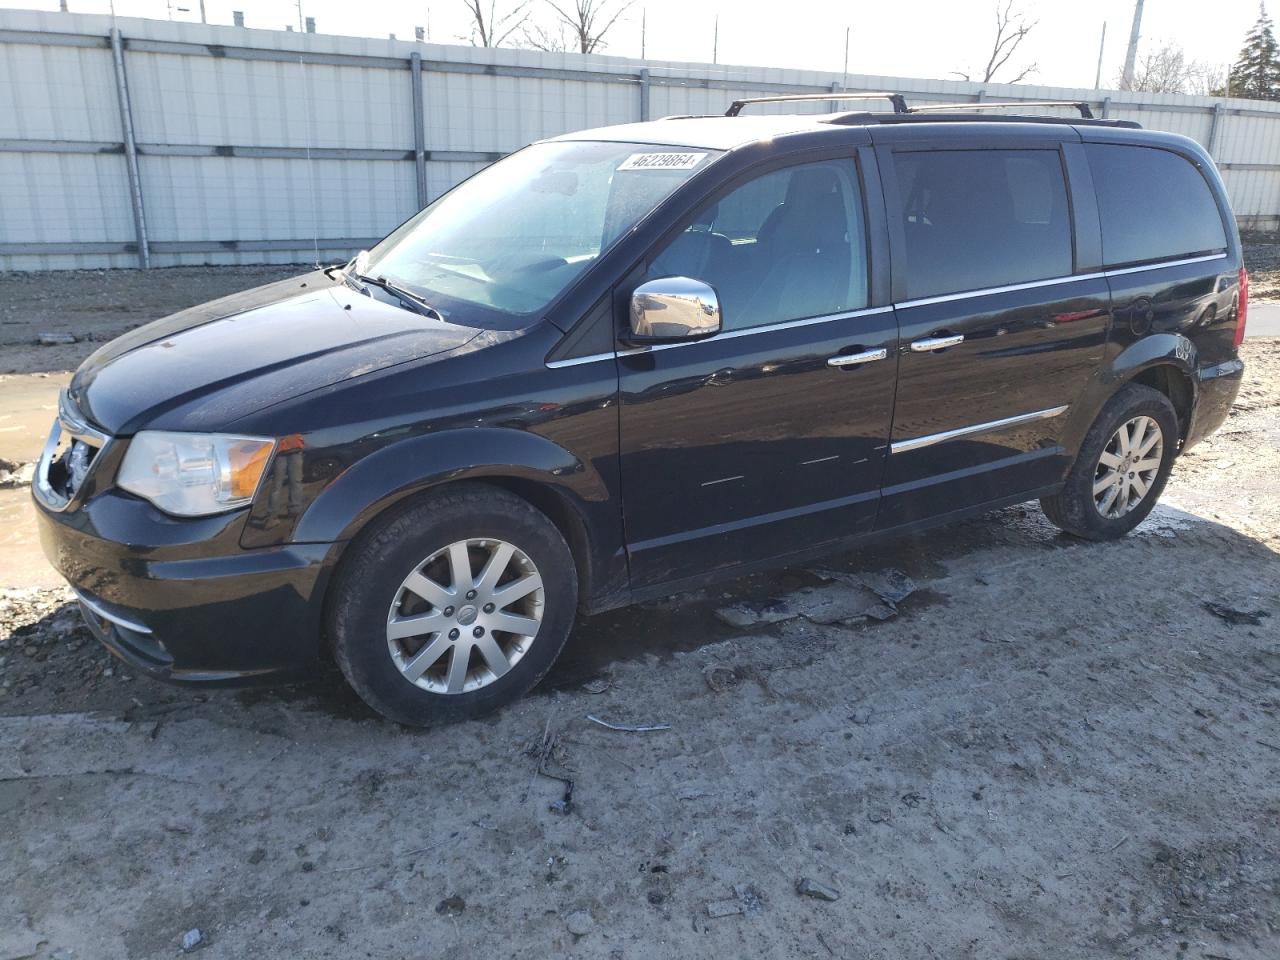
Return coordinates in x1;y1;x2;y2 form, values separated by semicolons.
910;334;965;352
828;347;888;367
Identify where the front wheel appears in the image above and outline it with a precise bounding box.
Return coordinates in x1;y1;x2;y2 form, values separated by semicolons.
1040;383;1179;541
330;483;578;726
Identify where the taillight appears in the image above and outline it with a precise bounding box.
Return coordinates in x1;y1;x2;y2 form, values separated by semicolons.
1234;266;1249;348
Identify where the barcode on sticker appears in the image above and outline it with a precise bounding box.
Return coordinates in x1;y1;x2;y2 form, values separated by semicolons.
618;152;708;171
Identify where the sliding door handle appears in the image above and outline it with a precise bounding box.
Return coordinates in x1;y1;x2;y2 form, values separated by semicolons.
910;334;964;352
828;347;888;367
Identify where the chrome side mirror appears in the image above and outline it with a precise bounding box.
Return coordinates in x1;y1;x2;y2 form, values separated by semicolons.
629;277;722;343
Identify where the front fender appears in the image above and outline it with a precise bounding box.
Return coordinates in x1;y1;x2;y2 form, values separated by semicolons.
292;427;608;545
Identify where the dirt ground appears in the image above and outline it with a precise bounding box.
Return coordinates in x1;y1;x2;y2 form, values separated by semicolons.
1242;233;1280;302
1;265;1279;960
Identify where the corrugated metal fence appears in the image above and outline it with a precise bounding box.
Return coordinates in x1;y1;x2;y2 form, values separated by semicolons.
4;8;1280;272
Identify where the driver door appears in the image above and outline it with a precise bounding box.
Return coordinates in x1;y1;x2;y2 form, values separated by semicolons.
617;152;899;588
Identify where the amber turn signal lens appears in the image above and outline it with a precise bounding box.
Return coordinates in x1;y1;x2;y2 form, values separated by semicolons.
228;439;275;499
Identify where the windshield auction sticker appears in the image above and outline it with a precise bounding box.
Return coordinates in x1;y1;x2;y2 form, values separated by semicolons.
618;152;708;171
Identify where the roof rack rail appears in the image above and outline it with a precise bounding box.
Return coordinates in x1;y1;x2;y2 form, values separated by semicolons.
909;100;1095;120
726;92;909;117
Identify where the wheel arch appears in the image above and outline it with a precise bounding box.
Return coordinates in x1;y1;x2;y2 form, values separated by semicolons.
299;428;624;618
1127;363;1194;444
1105;333;1199;447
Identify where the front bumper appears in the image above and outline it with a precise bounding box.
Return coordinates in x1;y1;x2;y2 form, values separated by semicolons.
35;489;338;685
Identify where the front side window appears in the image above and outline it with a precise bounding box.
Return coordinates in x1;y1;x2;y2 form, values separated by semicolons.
367;141;719;324
1085;143;1228;268
892;149;1074;300
645;158;868;331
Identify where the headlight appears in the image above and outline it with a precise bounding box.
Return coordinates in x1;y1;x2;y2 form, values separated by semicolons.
118;431;275;517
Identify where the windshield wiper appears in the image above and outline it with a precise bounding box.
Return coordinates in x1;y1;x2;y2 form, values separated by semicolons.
351;273;445;322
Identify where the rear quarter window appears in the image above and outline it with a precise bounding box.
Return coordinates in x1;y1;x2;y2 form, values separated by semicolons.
1085;143;1227;268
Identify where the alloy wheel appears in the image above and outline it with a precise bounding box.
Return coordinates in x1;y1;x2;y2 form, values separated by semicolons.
386;538;544;694
1093;415;1163;519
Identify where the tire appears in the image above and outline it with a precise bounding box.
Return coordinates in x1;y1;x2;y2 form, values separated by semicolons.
330;483;578;726
1040;383;1179;541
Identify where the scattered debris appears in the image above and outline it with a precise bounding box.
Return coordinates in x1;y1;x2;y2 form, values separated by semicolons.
37;332;77;345
702;664;740;693
795;877;841;902
733;883;765;916
852;568;917;605
580;674;612;695
1203;601;1269;627
705;898;742;919
900;791;925;808
564;910;594;937
180;928;204;952
706;884;765;918
714;600;795;628
716;567;919;628
523;719;575;815
781;583;887;625
248;847;266;865
435;895;465;917
586;715;671;733
547;786;574;815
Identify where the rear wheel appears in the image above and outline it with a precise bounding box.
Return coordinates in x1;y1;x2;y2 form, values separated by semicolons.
1040;383;1178;541
330;484;577;726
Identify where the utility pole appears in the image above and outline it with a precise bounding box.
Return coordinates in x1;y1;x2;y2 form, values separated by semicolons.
199;0;207;23
712;15;718;65
842;26;849;88
296;0;305;34
1094;21;1106;89
1121;0;1143;90
641;8;646;59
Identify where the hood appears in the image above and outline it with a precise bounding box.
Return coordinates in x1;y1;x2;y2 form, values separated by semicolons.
70;271;485;435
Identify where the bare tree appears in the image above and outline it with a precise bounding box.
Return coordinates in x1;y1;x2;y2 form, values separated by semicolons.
953;0;1037;84
1123;40;1226;95
460;0;530;47
521;18;571;52
538;0;635;55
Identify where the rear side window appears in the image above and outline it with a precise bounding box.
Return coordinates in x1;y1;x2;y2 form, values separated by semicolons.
892;149;1073;300
1085;144;1227;267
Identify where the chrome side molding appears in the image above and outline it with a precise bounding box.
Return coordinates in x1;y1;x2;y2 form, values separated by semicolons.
891;405;1069;454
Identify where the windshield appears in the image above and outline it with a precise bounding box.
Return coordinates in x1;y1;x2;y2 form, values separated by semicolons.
364;141;720;325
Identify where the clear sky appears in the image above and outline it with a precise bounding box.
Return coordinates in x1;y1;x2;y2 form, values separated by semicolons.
1;0;1269;90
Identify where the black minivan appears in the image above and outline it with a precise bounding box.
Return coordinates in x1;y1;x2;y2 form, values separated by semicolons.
34;94;1247;725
